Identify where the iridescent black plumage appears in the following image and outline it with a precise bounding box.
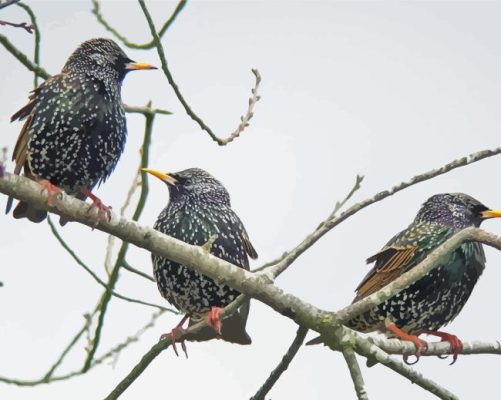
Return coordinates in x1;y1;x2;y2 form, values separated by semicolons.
347;193;495;335
148;168;258;344
6;38;155;223
308;193;501;361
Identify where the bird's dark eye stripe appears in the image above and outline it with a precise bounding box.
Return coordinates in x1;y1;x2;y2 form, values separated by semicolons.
471;204;488;214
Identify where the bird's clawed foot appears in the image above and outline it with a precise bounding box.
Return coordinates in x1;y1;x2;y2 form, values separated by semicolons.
424;330;463;365
81;188;112;223
207;307;223;336
160;315;189;358
386;322;428;365
39;179;62;206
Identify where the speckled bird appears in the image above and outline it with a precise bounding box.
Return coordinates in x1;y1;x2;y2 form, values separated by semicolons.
6;38;156;223
144;167;258;348
310;193;501;363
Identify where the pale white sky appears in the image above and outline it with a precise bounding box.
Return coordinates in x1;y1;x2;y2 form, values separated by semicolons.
1;1;501;399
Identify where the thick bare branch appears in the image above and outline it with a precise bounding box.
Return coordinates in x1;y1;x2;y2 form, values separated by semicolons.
335;227;501;325
353;335;458;400
342;346;369;400
3;165;501;398
367;336;501;358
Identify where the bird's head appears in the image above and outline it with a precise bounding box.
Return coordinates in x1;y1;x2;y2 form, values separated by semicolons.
142;167;231;206
415;193;501;229
62;38;156;82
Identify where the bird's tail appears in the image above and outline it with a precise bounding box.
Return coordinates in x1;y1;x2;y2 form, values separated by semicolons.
9;200;47;223
305;335;323;345
185;301;252;345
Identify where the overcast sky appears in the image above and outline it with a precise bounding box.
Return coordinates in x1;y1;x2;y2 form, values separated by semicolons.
1;1;501;399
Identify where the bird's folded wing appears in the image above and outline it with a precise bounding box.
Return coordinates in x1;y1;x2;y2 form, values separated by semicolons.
353;246;416;301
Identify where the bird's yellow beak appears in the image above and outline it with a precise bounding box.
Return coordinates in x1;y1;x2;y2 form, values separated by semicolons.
481;209;501;219
125;61;157;71
142;168;177;185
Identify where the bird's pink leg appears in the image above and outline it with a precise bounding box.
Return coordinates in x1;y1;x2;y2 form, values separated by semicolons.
386;323;428;364
39;179;62;206
207;307;223;335
81;187;112;221
423;330;463;365
160;315;189;358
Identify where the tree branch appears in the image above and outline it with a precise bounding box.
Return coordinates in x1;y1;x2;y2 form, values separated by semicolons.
264;147;501;277
92;0;187;50
342;346;369;400
2;167;501;398
16;2;40;86
46;216;169;311
104;295;247;399
0;310;163;386
334;227;501;326
82;107;156;371
0;0;21;10
250;326;308;400
137;0;261;145
0;32;49;78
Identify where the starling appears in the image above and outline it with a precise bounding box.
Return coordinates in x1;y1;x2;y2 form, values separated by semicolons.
6;38;156;224
143;167;258;354
310;193;501;363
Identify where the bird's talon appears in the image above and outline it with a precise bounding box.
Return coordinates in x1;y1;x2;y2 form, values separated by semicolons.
403;354;420;365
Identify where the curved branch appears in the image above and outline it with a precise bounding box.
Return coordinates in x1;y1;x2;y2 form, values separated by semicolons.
138;0;261;146
250;326;308;400
2;172;501;398
0;32;49;78
104;295;247;399
47;216;169;311
91;0;186;50
265;147;501;277
342;346;368;400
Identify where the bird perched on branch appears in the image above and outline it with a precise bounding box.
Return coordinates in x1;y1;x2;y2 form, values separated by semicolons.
308;193;501;364
143;167;258;356
6;38;156;224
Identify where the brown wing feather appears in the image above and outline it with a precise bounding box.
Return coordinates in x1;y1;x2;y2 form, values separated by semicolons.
12;114;33;174
354;246;416;301
242;230;258;260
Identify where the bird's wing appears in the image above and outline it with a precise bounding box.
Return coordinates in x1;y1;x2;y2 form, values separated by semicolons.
354;246;416;300
353;223;454;301
241;227;258;260
10;84;44;176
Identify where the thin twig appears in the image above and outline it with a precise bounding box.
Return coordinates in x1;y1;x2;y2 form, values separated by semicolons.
138;0;261;145
342;346;369;400
122;260;155;282
264;147;501;277
82;106;156;372
47;216;172;312
0;19;33;33
92;0;187;50
354;336;458;400
104;295;247;400
0;311;163;386
0;0;21;10
250;326;308;400
16;2;40;86
262;174;364;277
